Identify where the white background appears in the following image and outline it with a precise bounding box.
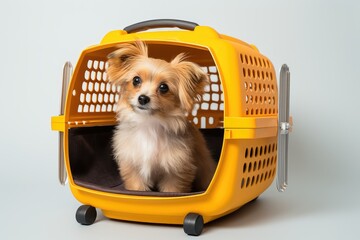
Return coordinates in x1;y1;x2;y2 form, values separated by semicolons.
1;0;360;239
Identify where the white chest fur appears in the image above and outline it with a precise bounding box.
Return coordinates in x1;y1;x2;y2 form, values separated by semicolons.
112;115;191;182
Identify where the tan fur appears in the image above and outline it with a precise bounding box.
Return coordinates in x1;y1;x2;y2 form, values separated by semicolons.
107;41;216;193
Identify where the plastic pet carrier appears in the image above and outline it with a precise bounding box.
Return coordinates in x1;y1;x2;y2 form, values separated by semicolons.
51;19;292;236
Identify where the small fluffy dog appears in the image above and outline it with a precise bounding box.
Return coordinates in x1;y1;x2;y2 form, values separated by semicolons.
106;41;216;193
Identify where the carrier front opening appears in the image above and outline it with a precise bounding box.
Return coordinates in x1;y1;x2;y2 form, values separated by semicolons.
66;42;224;196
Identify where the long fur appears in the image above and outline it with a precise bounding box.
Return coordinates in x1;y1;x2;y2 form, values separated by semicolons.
106;41;216;193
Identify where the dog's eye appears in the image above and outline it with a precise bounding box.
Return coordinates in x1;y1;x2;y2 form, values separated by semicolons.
132;76;142;87
158;83;169;94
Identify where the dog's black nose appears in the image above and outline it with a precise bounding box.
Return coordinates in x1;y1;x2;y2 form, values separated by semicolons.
138;95;150;105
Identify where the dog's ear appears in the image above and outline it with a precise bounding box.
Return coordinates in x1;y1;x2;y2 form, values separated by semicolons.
106;40;148;85
171;53;210;113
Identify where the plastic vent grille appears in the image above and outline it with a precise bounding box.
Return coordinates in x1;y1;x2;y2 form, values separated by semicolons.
240;140;277;189
190;66;224;128
240;54;278;116
75;59;120;114
71;59;223;128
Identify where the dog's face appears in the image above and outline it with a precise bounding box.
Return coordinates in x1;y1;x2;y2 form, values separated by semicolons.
106;41;209;118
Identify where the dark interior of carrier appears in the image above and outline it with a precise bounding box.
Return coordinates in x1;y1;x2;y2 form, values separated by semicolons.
68;42;224;196
69;126;223;196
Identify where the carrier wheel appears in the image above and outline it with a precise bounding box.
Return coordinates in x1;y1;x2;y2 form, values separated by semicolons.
75;205;97;225
183;213;204;236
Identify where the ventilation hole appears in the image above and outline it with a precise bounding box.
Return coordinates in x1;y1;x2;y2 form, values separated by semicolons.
261;71;265;80
72;90;76;96
95;104;101;112
260;173;264;182
211;84;219;92
245;95;249;103
93;61;99;69
104;94;109;103
201;103;209;110
249;56;253;65
258;160;261;170
101;104;107;112
256;175;259;184
252;69;256;78
201;117;206;128
80;93;85;103
241;178;245;188
100;83;105;92
84;70;90;80
203;93;210;102
97;71;102;81
245;55;248;64
90;104;95;112
248;162;252;173
253;161;257;171
113;104;117;112
243;68;246;77
94;82;99;92
82;82;87;91
98;93;103;103
91;71;96;81
99;61;104;70
209;66;217;73
210;103;218;110
83;104;89;112
87;60;93;69
193;117;198;125
243;163;247;173
246;177;250;187
250;176;254;186
253;83;257;92
107;104;112;112
267;158;270;167
115;94;119;103
210;74;218;82
102;72;107;81
248;69;251;77
240;54;244;63
262;159;266;169
250;148;253;158
204;85;210;92
88;82;93;92
208;117;214;125
244;82;248;90
254;57;258;66
109;94;114;103
112;85;117;93
257;70;260;79
78;105;83;113
245;148;249;158
106;83;111;92
212;93;220;101
92;93;97;103
255;147;258;157
86;93;91;103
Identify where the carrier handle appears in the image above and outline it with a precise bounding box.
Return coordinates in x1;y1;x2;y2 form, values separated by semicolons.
124;19;199;33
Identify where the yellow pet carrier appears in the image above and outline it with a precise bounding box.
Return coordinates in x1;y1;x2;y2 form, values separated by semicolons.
51;19;292;236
